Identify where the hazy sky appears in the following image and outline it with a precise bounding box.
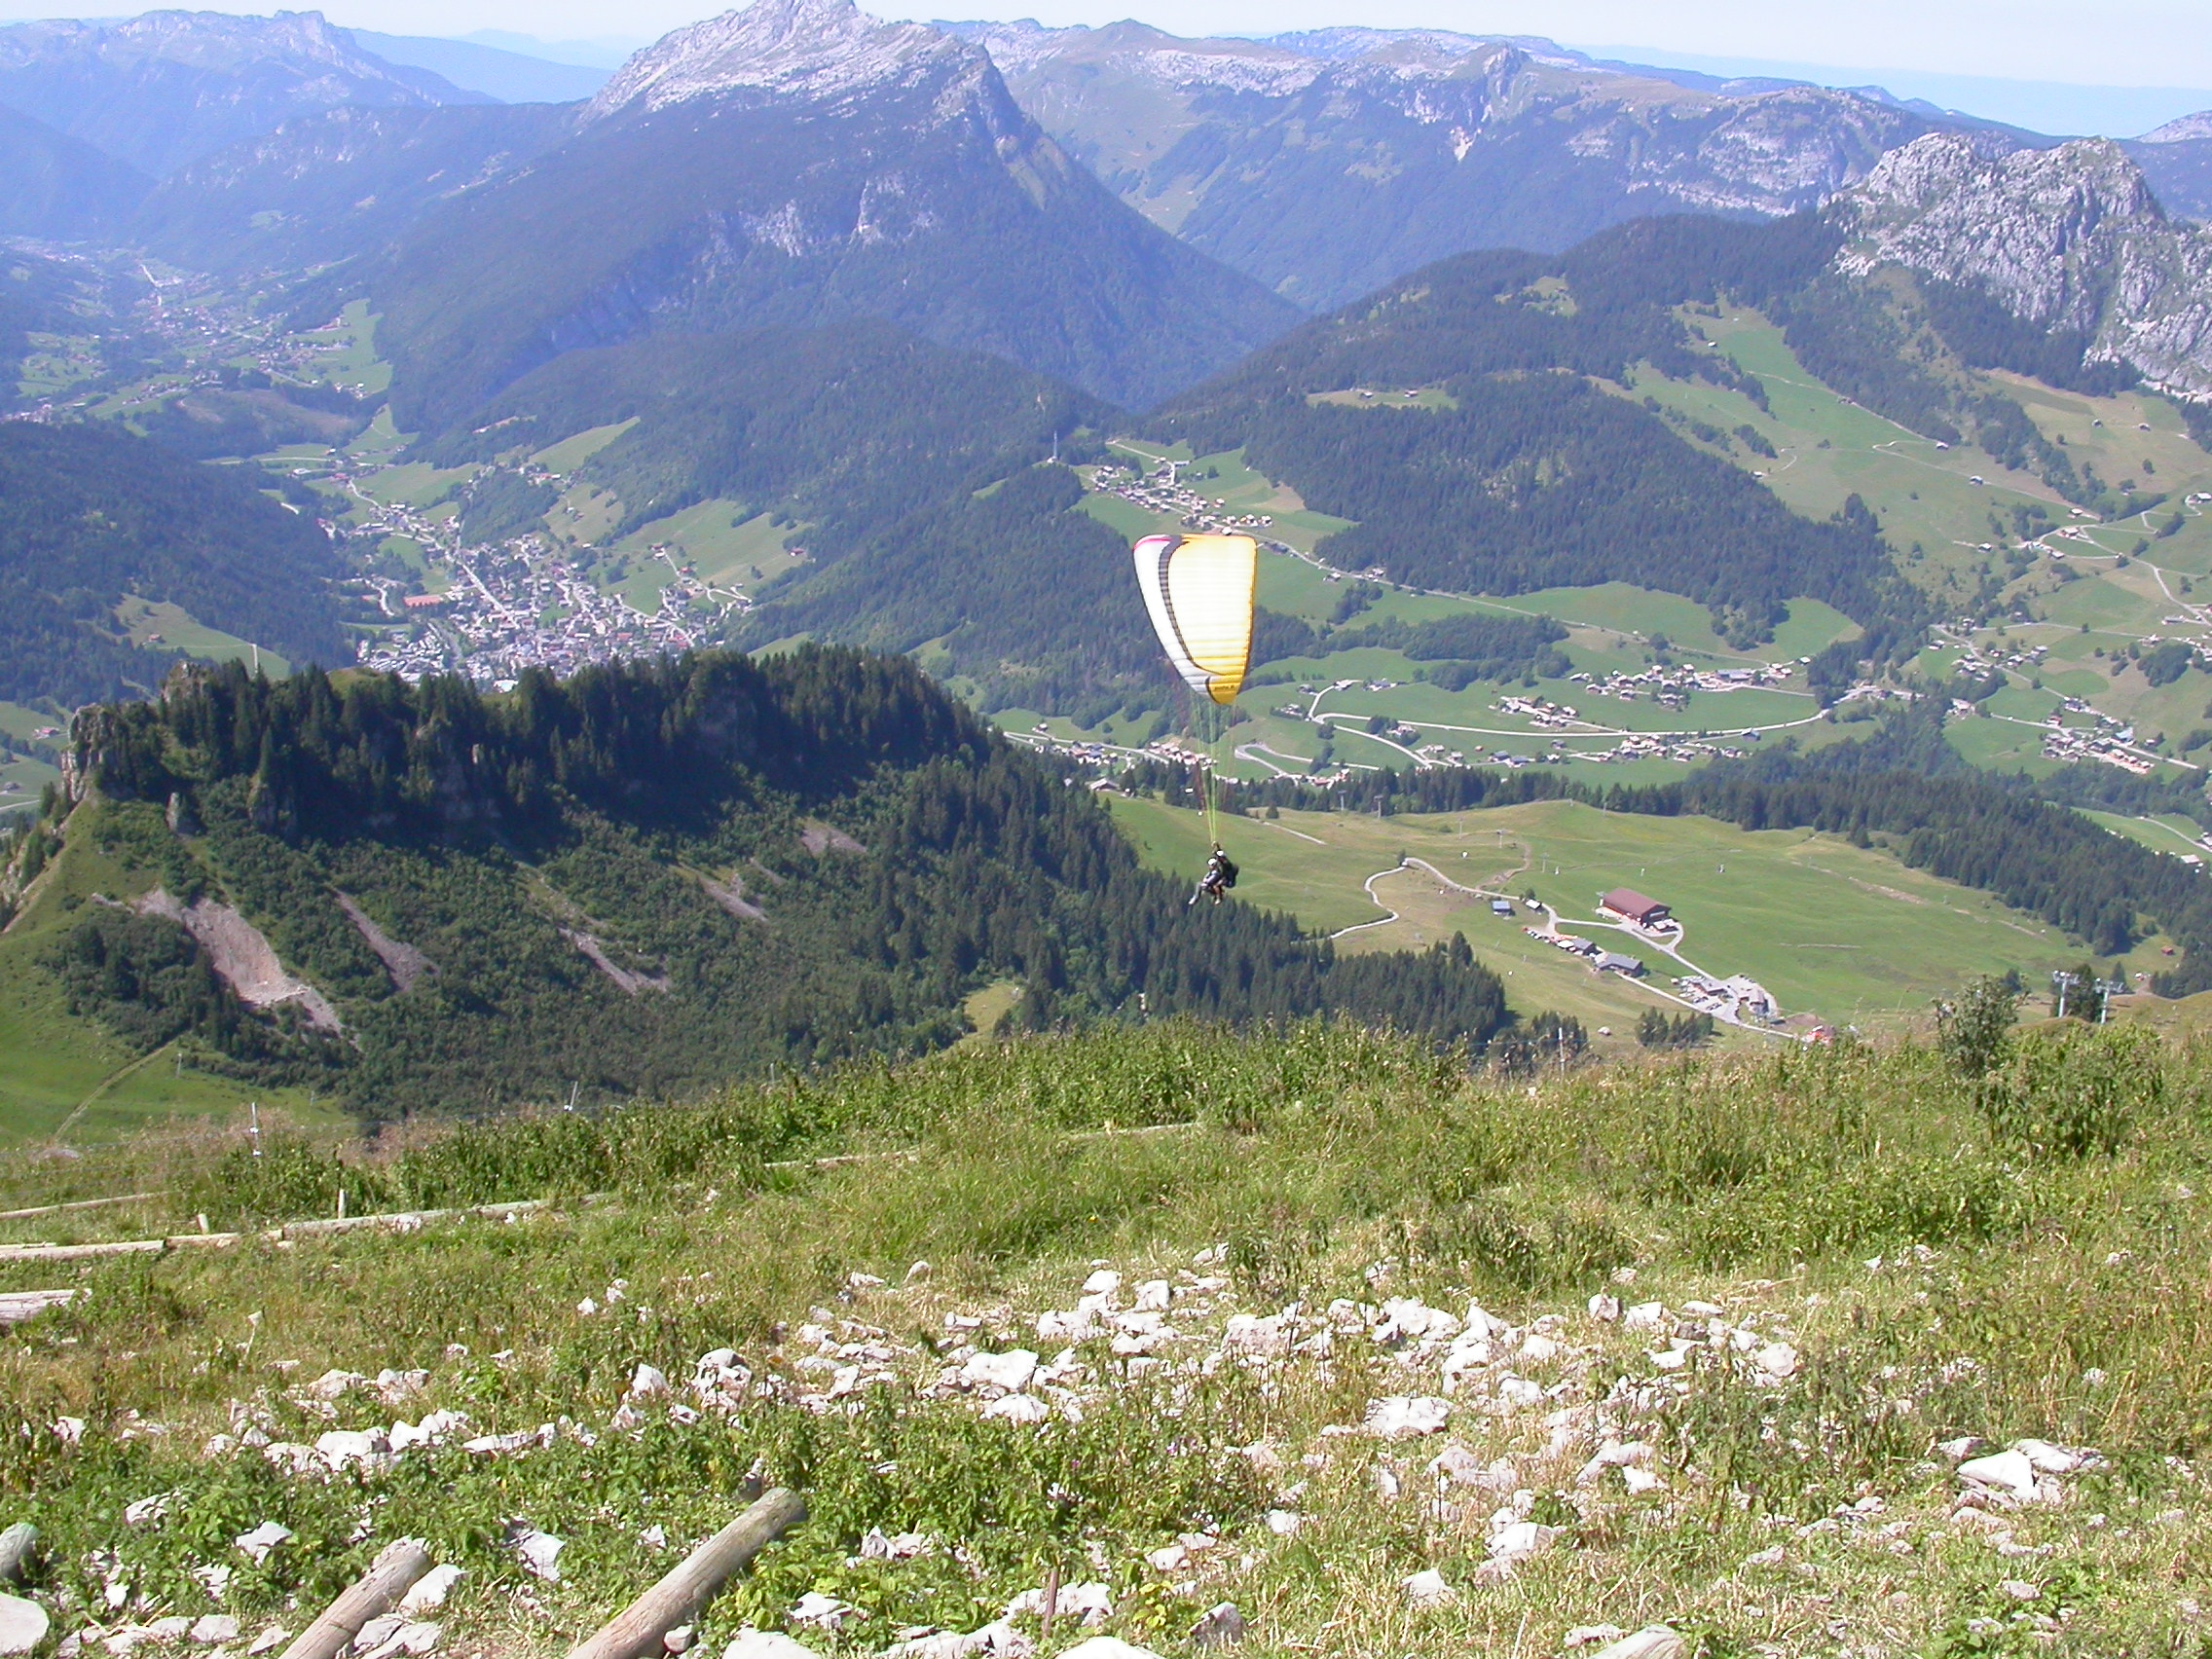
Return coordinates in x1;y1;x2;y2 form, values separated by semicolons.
1;0;2206;99
300;0;2212;91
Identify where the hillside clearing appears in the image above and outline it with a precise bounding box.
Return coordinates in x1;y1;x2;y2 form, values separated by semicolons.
1107;795;2101;1031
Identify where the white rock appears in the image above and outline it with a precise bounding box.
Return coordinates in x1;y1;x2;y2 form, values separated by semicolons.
721;1634;818;1659
1190;1603;1243;1646
1622;1466;1665;1494
1222;1314;1288;1355
1621;1303;1666;1332
1264;1509;1301;1536
354;1614;408;1653
360;1620;440;1659
1519;1333;1560;1363
1427;1444;1488;1486
1566;1627;1624;1649
2011;1439;2086;1474
511;1529;565;1581
247;1628;290;1655
0;1594;49;1656
398;1565;462;1613
1680;1300;1723;1317
981;1394;1051;1426
665;1627;694;1654
960;1350;1039;1394
1487;1521;1559;1564
1035;1309;1096;1343
306;1369;365;1400
1377;1299;1459;1343
786;1593;856;1631
1363;1396;1451;1437
316;1429;389;1470
189;1615;239;1645
124;1493;177;1527
1957;1451;2041;1500
1938;1436;1984;1460
1081;1270;1122;1296
1004;1581;1110;1626
2001;1580;2042;1602
1586;1294;1621;1323
1059;1642;1161;1659
1590;1629;1685;1659
1497;1377;1545;1410
235;1523;293;1565
1462;1303;1507;1338
577;1298;599;1316
1400;1568;1456;1607
1753;1343;1798;1381
1134;1279;1172;1311
1145;1543;1188;1572
631;1364;672;1398
373;1370;428;1404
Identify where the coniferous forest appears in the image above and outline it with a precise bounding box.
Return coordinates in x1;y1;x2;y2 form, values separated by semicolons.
50;648;1513;1120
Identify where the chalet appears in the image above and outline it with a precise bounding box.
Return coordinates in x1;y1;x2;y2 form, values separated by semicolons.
1600;888;1672;928
1491;900;1515;917
1594;950;1645;977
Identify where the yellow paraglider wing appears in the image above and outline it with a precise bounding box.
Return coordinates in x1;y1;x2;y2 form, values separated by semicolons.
1131;534;1257;706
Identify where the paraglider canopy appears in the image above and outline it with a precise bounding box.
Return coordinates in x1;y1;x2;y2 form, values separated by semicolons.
1131;533;1258;706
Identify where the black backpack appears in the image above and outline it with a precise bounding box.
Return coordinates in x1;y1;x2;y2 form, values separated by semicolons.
1215;853;1239;890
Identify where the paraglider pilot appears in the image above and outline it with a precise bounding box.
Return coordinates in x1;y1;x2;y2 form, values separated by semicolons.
1192;843;1238;906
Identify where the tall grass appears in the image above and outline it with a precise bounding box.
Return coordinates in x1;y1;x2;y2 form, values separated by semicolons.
5;1017;2212;1656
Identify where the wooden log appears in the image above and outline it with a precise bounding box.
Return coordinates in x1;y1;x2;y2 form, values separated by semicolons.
276;1538;433;1659
565;1489;807;1659
0;1239;163;1264
0;1290;77;1327
0;1192;163;1223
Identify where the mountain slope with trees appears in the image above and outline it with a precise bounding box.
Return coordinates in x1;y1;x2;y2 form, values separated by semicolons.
356;0;1298;430
1159;215;1913;641
0;422;350;707
17;648;1516;1120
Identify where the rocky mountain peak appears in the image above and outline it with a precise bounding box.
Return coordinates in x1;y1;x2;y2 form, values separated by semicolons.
1838;131;2212;403
0;9;423;84
2142;111;2212;145
1840;134;2165;328
583;0;983;121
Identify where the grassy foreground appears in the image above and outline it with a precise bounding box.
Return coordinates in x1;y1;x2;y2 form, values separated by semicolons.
4;1020;2211;1659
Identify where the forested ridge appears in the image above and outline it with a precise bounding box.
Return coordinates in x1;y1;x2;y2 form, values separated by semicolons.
0;421;350;707
47;648;1513;1119
1155;215;1915;642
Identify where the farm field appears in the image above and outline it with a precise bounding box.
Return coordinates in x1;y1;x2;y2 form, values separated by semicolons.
612;503;811;597
114;597;290;678
1108;793;2108;1033
1633;309;2060;601
1063;444;1865;784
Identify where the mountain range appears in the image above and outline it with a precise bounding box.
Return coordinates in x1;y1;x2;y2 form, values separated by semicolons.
947;19;1982;311
0;10;487;177
348;0;1300;424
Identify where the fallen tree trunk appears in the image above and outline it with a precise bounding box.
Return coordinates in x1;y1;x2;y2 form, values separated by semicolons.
566;1489;807;1659
278;1538;434;1659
